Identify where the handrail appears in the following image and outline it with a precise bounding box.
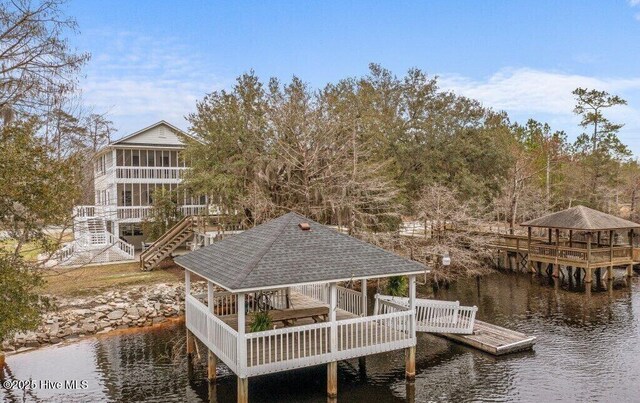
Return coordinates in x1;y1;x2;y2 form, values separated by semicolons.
336;286;363;316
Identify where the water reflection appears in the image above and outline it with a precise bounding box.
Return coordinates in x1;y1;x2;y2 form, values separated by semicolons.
2;273;640;402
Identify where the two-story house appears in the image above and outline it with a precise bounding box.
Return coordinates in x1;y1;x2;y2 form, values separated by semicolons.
57;121;208;266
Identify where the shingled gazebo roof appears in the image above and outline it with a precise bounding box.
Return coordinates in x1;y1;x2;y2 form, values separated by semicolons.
175;212;427;292
520;205;640;231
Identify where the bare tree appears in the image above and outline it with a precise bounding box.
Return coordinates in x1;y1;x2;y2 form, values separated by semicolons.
0;0;89;123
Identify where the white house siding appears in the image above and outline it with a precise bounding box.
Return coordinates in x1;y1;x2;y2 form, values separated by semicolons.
118;123;187;146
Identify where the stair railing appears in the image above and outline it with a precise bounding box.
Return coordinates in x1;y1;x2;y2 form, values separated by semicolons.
139;215;194;268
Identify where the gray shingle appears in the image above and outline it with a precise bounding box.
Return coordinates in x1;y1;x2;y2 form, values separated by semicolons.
520;205;640;230
175;212;426;291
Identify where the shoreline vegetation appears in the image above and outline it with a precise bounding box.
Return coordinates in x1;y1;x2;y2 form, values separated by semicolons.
2;246;492;358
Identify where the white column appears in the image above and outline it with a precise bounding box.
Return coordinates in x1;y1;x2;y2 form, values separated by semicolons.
237;293;246;377
361;279;367;316
185;270;191;296
408;275;416;340
207;281;214;312
408;275;416;312
329;283;337;353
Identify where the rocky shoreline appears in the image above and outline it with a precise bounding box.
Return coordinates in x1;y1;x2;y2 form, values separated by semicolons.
2;282;206;354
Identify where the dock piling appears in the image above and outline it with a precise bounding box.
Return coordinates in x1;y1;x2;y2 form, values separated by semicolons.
327;361;338;398
237;377;248;403
208;350;218;382
405;346;416;381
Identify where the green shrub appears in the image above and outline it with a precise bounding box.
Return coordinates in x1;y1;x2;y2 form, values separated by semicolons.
386;276;407;297
250;311;272;332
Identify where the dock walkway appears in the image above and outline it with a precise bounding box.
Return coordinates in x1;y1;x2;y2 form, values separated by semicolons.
437;320;536;355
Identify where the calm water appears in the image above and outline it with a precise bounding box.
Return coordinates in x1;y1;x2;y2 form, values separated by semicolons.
3;272;640;402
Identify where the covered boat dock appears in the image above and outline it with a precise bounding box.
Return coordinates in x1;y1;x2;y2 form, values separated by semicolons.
175;212;426;402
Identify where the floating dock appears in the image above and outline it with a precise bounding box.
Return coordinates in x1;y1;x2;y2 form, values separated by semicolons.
437;320;536;355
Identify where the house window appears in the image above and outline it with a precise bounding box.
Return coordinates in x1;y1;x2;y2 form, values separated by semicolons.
162;155;170;167
132;153;140;166
122;190;132;206
147;152;155;166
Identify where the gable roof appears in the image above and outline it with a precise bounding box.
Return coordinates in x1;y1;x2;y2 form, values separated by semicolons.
175;212;427;292
111;120;200;146
520;205;640;231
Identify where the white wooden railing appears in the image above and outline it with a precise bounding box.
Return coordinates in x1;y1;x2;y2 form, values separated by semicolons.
116;167;188;181
337;286;363;316
209;289;289;316
292;284;328;303
109;232;135;258
292;284;363;315
243;310;415;377
186;295;238;372
245;321;330;376
116;205;208;220
375;295;477;335
54;242;76;261
73;205;95;218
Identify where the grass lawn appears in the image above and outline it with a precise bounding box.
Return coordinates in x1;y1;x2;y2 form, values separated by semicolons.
41;261;184;298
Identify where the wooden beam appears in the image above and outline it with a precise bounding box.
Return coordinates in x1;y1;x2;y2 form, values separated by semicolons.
587;232;592;267
208;351;218;382
237;377;248;403
609;230;614;279
569;230;573;248
553;229;560;277
327;361;338;398
585;267;592;284
527;227;534;273
405;346;416;381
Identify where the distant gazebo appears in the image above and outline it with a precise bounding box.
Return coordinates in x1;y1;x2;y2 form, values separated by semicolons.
175;212;426;402
520;205;640;284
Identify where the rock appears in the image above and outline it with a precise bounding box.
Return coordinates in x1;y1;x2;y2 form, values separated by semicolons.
107;310;125;320
122;317;132;325
46;323;59;335
152;317;166;325
82;323;97;333
49;337;61;344
24;340;40;348
126;307;139;316
94;305;111;312
70;308;93;316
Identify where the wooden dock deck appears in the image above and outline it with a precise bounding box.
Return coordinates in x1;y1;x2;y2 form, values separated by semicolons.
436;320;536;355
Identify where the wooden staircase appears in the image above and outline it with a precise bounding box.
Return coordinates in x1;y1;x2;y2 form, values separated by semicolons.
140;216;198;271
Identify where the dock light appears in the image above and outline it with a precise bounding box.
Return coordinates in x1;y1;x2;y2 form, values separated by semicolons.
442;253;451;266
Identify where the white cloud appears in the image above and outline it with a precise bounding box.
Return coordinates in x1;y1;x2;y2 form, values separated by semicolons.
635;12;640;21
438;68;640;154
630;0;640;7
79;31;227;138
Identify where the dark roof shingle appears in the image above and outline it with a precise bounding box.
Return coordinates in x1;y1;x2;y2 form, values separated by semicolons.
175;212;426;291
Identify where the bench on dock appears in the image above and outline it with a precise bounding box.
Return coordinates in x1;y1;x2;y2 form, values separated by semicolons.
266;306;329;326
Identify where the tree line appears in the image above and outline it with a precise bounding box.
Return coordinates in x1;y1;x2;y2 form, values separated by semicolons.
183;66;637;235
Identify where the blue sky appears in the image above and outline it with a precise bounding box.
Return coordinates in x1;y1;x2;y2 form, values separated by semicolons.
67;1;640;153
